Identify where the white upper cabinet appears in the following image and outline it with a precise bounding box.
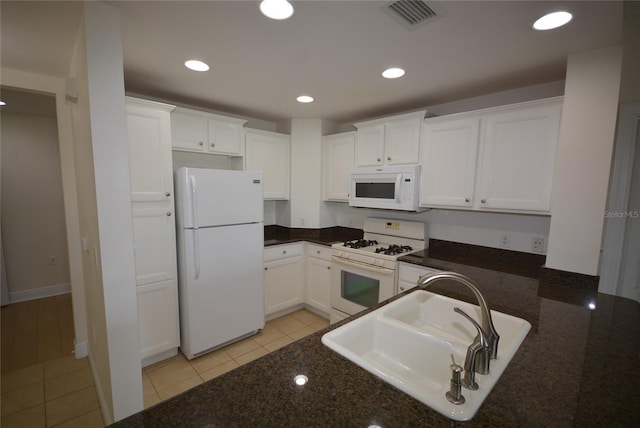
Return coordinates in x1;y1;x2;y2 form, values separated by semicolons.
420;117;480;208
245;129;290;200
477;101;562;212
171;107;247;156
323;132;355;201
126;99;175;203
419;97;562;214
354;110;426;167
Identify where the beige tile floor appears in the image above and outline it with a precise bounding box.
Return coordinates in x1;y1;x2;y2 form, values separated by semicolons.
142;309;328;409
0;354;103;428
1;308;328;427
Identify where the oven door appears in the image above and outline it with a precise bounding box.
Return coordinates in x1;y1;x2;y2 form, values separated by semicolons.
331;256;395;316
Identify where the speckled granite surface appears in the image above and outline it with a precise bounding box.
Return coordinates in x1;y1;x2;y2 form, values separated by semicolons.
264;225;363;247
112;243;640;427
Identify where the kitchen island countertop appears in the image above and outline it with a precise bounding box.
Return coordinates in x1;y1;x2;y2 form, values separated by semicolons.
112;247;640;427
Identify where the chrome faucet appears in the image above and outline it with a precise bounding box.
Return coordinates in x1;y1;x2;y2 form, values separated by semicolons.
417;271;500;386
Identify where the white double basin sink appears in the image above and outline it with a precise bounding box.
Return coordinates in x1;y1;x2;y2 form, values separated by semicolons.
321;289;531;421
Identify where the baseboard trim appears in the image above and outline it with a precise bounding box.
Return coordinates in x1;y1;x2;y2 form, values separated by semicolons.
88;350;113;426
74;340;88;358
8;283;71;303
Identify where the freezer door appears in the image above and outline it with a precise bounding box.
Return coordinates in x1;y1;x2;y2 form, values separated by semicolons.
176;167;263;228
179;222;265;358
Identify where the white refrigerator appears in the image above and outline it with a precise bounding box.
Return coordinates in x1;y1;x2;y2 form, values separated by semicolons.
174;167;265;360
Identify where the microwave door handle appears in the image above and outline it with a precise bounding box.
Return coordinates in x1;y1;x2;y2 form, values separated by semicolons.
395;174;402;202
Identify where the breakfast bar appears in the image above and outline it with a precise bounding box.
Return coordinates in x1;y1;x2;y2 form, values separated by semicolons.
112;248;640;427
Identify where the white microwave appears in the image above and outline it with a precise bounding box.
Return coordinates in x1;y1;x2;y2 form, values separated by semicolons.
349;164;423;211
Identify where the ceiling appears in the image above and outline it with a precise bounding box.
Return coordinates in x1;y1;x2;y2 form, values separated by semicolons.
0;1;623;123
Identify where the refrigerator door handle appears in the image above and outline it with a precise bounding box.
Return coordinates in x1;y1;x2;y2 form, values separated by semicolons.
193;229;201;280
189;174;199;228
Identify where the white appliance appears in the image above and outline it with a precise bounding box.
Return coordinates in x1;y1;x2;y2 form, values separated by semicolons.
330;218;427;324
349;164;424;212
174;167;265;359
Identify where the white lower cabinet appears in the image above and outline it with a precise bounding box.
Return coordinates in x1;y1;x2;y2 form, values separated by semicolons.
397;262;441;294
264;243;304;316
305;244;332;315
137;280;180;361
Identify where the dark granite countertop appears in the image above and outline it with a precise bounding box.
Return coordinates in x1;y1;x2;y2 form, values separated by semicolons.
264;225;362;247
113;241;640;427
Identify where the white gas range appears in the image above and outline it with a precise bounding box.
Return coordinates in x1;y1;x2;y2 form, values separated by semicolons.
330;218;427;324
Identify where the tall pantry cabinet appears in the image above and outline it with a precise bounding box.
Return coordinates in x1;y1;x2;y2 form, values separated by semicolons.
125;97;180;366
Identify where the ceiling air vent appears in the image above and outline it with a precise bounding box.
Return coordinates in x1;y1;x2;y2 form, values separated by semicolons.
382;0;446;30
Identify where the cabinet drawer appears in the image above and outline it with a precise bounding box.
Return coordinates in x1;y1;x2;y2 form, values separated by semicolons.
398;262;440;285
264;243;303;262
305;244;332;261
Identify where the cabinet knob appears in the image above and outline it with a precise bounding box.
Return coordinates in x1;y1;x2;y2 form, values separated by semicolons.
327;266;331;270
210;143;215;148
264;267;268;271
282;250;287;254
481;199;487;204
400;286;405;291
377;158;381;162
387;157;391;161
166;212;172;216
465;198;470;203
166;192;171;197
198;141;204;146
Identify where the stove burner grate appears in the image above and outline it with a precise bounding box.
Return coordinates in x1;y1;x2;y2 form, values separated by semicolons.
374;244;413;255
343;239;379;249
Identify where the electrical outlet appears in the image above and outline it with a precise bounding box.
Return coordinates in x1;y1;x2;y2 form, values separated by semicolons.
532;237;545;253
499;233;511;248
49;256;57;265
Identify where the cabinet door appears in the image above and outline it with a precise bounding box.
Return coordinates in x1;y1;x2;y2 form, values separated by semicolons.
171;110;207;152
355;124;385;166
207;118;242;155
137;280;180;359
305;244;332;315
420;117;480;208
477;101;561;212
384;116;422;165
126;103;175;202
323;132;355;201
131;204;177;286
245;130;290;200
264;256;304;315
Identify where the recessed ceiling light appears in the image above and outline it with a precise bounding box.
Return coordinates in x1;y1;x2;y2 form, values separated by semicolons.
533;11;573;30
382;67;405;79
184;60;210;72
260;0;294;20
296;95;314;103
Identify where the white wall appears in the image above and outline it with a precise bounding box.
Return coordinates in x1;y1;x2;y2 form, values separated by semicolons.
68;1;142;423
1;110;70;300
546;46;624;276
84;1;143;422
327;203;551;254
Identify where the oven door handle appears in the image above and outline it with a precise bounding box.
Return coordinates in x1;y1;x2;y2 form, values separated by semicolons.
332;256;394;275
